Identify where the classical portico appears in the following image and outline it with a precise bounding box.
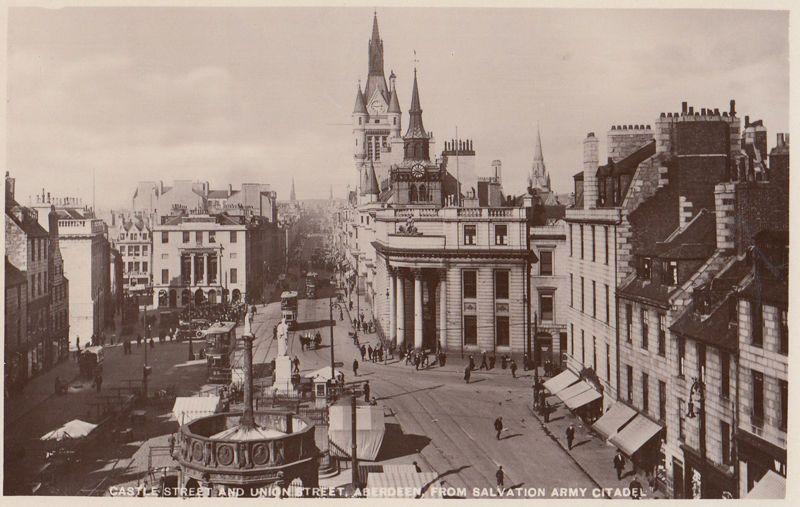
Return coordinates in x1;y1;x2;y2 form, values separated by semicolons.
386;264;447;351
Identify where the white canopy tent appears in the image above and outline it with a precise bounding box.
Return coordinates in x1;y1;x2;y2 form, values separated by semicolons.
328;402;386;461
172;396;221;426
40;419;98;442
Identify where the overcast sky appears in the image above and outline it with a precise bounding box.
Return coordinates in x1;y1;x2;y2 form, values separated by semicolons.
7;7;789;209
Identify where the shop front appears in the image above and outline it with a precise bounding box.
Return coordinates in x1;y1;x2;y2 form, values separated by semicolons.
609;413;664;479
680;444;737;499
736;429;786;499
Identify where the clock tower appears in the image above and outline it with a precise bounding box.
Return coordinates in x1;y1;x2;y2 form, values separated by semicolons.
390;68;443;206
352;13;402;188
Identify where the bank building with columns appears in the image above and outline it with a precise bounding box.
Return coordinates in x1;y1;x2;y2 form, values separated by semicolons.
347;13;538;356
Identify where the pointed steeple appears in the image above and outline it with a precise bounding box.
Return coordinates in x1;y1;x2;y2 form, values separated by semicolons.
365;12;388;102
405;68;427;139
529;123;549;190
533;123;544;161
388;85;401;114
353;82;367;114
290;177;297;202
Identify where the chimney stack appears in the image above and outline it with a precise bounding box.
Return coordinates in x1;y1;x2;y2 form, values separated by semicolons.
682;101;688;114
583;132;599;210
729;99;736;115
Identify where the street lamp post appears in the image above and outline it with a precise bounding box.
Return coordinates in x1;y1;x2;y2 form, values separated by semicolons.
351;392;359;489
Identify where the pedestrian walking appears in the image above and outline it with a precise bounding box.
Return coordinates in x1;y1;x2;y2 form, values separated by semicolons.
292;356;300;374
439;351;447;367
367;345;373;362
468;355;475;371
363;381;370;403
630;478;643;500
339;308;344;321
464;364;471;384
137;335;142;347
566;424;575;450
489;354;496;370
353;359;359;377
510;359;518;378
360;345;366;362
494;417;504;440
413;461;422;473
543;400;550;423
613;451;626;480
94;373;103;393
496;466;504;489
149;338;155;348
479;351;488;370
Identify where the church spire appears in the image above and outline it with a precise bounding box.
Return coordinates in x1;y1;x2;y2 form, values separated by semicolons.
529;123;549;190
533;123;544;161
365;12;388;103
405;68;427;139
353;81;367;114
290;177;296;202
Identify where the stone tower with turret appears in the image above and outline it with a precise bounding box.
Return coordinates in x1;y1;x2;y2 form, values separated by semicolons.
352;13;403;193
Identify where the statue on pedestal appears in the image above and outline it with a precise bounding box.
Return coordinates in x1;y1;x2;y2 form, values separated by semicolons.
276;317;289;357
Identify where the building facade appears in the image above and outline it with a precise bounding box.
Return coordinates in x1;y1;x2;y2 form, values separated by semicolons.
109;213;153;294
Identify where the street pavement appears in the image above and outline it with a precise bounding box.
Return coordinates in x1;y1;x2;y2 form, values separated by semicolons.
244;294;599;498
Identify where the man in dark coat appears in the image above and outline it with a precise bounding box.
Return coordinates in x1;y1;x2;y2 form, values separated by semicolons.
496;466;504;489
543;400;550;423
468;355;475;371
363;381;370;403
464;365;471;384
566;424;575;450
353;359;359;377
479;352;488;370
613;451;626;480
494;417;504;440
510;359;518;378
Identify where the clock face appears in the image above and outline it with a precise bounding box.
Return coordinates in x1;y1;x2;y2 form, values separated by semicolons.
412;164;425;179
369;99;386;114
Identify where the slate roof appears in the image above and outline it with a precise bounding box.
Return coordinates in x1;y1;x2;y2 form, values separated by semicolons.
5;259;27;287
670;298;738;351
640;209;716;259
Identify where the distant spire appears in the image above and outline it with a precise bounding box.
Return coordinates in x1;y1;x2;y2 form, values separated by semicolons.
365;12;388;102
290;177;296;202
533;123;544;161
529;123;549;190
405;68;427;138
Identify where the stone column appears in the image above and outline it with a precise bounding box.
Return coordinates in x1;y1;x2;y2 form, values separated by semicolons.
414;270;423;350
190;253;196;286
203;254;209;285
388;267;397;345
438;269;447;351
396;272;405;348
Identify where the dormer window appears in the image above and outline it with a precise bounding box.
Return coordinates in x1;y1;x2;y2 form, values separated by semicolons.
665;260;678;285
641;257;652;279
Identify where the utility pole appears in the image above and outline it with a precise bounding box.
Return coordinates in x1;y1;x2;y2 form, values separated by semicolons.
329;295;335;381
351;393;359;489
142;294;150;400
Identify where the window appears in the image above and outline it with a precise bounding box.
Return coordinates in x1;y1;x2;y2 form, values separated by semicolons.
570;274;574;307
751;301;763;346
230;268;238;284
161;253;168;259
721;421;732;465
641;308;648;349
463;270;477;299
780;380;787;431
161;269;169;284
569;224;573;256
127;261;134;271
580;225;584;259
591;225;596;261
779;309;788;355
626;365;633;402
496;316;510;346
580;277;585;312
142;245;148;255
658;380;667;422
495;270;509;299
209;231;216;243
142;262;148;273
119;245;126;255
605;343;610;381
570;324;574;355
697;343;706;382
463;225;477;245
751;370;764;426
665;260;678;285
540;293;554;321
678;398;686;442
592;280;597;318
581;330;585;365
196;231;203;244
678;336;686;377
642;373;650;413
134;262;140;272
494;224;508;245
592;336;597;370
183;231;190;243
604;226;609;264
464;315;477;345
230;231;238;243
161;231;169;243
133;245;140;256
143;233;148;240
658;313;666;356
641;257;651;280
721;352;730;399
539;251;553;276
605;284;610;323
626;304;632;342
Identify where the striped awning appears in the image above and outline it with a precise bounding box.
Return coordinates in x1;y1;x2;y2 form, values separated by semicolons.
556;381;592;404
593;402;637;440
543;369;579;395
564;387;602;410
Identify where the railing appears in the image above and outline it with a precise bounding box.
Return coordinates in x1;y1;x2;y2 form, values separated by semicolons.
456;208;481;217
488;208;514;217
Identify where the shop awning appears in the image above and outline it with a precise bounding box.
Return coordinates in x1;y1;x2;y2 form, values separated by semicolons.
564;386;602;410
609;414;663;457
543;369;579;395
593;402;638;440
556;381;592;404
745;470;785;499
172;396;221;426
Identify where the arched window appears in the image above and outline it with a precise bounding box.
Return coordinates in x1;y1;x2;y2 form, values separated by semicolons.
419;184;427;202
409;185;417;202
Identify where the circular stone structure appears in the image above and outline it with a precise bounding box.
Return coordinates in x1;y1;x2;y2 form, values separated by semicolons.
178;410;319;497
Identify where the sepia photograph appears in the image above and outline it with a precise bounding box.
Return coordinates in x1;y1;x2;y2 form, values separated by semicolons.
2;2;793;501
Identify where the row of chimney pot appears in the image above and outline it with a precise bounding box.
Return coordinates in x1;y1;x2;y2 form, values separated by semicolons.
610;125;651;131
444;139;473;152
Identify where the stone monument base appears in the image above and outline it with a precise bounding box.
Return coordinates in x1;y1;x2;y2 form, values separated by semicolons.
273;355;296;395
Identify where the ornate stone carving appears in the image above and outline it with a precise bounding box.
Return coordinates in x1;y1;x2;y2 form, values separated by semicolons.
397;215;422;236
251;443;269;466
192;441;204;462
216;444;234;466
